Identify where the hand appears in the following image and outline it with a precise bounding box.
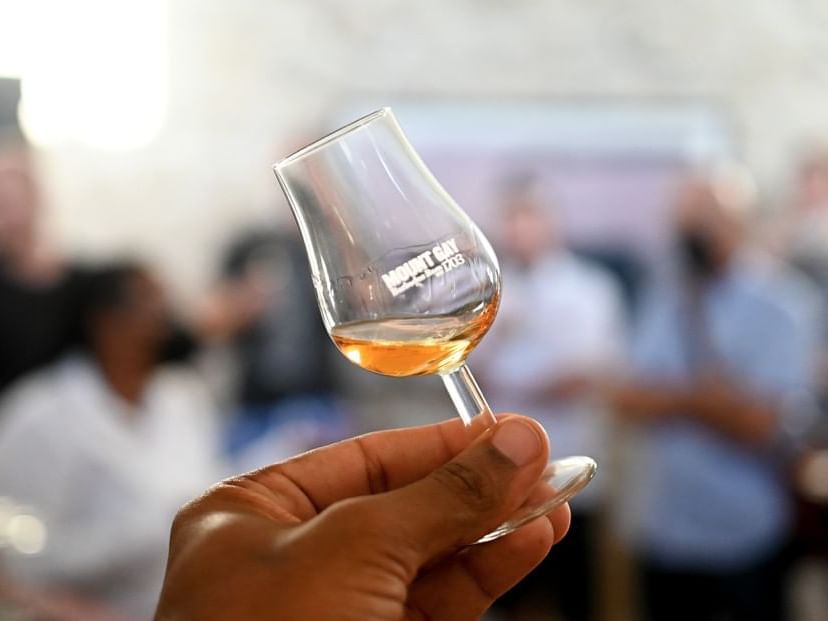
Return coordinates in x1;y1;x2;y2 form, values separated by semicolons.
685;374;777;445
544;373;595;402
194;272;270;342
155;415;570;620
608;383;686;422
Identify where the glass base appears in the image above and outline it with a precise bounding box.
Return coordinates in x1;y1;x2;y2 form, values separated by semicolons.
475;455;598;544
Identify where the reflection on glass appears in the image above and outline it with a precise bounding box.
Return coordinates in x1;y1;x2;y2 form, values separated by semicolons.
273;108;596;542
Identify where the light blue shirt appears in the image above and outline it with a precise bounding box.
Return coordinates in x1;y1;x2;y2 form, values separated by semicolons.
627;256;820;570
472;253;626;509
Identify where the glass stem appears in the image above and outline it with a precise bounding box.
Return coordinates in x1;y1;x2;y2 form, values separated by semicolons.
441;364;497;428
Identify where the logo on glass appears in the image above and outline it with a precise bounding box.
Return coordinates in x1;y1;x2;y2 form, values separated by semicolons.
380;237;466;297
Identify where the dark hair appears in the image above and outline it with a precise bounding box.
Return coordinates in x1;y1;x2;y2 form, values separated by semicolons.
75;261;149;348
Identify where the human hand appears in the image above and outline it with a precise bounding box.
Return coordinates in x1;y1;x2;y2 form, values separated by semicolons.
544;373;595;402
607;383;686;422
194;271;270;343
155;415;570;620
685;374;777;444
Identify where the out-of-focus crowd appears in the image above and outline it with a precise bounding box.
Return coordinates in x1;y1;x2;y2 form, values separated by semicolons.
1;129;828;621
0;139;355;620
475;166;828;621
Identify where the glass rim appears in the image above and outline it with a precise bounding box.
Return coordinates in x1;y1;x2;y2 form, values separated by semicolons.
273;107;391;170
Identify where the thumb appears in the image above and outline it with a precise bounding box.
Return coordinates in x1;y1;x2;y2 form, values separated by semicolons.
379;415;549;561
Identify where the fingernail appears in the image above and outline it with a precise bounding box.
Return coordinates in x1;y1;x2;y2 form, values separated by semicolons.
491;419;543;466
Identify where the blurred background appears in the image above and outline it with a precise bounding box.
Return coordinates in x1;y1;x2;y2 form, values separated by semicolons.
1;1;828;619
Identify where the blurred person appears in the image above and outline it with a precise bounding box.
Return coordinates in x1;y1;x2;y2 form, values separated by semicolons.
786;147;828;270
220;221;350;470
612;173;821;621
778;147;828;621
0;147;88;393
782;148;828;433
156;414;571;620
474;175;626;621
0;146;261;397
0;261;226;619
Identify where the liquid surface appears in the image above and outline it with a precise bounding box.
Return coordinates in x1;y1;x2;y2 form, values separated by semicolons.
331;304;497;377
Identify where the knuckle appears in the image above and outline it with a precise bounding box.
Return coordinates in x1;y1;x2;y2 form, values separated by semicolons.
321;497;385;537
432;461;500;512
169;494;209;537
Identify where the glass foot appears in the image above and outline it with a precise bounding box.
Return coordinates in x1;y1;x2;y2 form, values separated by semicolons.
475;455;598;544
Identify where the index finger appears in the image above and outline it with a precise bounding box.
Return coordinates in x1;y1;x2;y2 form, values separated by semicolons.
216;415;495;522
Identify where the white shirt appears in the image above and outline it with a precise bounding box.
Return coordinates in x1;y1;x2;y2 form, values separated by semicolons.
0;355;224;618
471;252;626;507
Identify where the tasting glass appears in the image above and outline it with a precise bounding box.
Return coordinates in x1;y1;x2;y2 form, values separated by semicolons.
273;108;596;542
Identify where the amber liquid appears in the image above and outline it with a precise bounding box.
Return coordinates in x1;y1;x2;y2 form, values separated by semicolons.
330;302;498;377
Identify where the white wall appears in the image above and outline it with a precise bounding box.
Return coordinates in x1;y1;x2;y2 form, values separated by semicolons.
34;0;828;297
